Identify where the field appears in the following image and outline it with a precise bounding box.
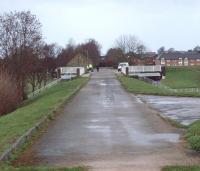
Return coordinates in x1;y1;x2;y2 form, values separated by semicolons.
0;78;88;155
161;66;200;89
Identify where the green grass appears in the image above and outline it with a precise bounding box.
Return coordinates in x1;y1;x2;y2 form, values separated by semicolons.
162;67;200;89
162;166;200;171
185;120;200;151
0;166;86;171
118;75;172;95
118;75;200;97
0;78;88;155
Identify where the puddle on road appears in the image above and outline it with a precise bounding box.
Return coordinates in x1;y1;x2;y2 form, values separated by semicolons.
138;95;200;126
130;131;180;146
119;117;180;146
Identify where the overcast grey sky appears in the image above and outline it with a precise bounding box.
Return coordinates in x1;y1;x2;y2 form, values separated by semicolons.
1;0;200;54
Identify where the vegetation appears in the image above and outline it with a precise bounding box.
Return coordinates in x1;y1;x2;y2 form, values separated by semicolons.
118;75;200;97
185;120;200;151
0;70;22;116
0;78;87;155
0;166;86;171
162;166;200;171
118;75;172;95
0;11;101;116
162;67;200;89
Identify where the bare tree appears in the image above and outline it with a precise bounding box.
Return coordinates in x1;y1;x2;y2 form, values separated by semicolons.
136;44;147;57
115;34;147;56
157;46;165;54
0;11;43;99
105;48;124;67
0;69;21;115
79;39;102;65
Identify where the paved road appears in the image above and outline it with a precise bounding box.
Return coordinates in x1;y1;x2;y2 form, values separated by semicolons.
20;69;200;171
138;95;200;126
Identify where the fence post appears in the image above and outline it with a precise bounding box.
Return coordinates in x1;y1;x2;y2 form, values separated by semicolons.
57;68;61;78
77;68;80;77
126;67;129;76
161;66;166;79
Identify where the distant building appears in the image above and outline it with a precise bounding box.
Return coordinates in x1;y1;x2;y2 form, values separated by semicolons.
156;51;200;66
66;53;92;67
129;52;157;65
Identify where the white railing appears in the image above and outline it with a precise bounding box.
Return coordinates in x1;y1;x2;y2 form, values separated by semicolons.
28;79;61;99
121;65;162;77
129;65;162;73
121;67;127;75
60;67;85;76
79;67;85;75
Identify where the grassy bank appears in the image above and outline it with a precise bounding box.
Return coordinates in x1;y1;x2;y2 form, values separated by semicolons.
163;166;200;171
118;75;200;97
0;77;88;155
162;67;200;89
0;166;86;171
185;120;200;151
118;75;172;96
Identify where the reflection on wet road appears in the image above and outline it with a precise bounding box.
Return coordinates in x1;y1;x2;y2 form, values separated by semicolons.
139;95;200;125
22;69;200;171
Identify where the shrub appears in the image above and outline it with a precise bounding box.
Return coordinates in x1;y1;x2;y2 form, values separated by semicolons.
0;70;21;116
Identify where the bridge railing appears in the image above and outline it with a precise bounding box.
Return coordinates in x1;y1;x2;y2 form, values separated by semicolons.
121;65;162;78
60;67;85;76
129;65;162;73
121;67;127;75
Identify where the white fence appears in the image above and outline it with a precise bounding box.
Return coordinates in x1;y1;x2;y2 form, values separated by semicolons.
60;67;85;76
129;65;161;73
121;67;127;75
121;65;162;77
28;79;61;99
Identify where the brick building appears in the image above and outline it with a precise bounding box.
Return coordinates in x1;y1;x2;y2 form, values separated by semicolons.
156;51;200;66
129;52;157;65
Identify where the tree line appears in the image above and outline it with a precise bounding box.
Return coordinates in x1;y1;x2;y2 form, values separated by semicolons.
0;11;101;116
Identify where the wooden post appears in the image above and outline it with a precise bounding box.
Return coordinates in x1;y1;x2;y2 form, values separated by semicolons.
77;68;80;77
57;68;61;78
161;66;166;79
126;67;129;76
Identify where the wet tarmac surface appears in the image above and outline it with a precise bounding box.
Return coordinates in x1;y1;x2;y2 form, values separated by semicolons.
138;95;200;126
20;69;200;171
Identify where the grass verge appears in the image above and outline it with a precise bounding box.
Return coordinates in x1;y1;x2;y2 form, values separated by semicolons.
162;166;200;171
185;120;200;151
0;77;88;156
0;166;86;171
118;75;200;97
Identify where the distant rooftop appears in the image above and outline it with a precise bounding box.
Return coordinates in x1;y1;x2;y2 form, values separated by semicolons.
159;51;200;60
